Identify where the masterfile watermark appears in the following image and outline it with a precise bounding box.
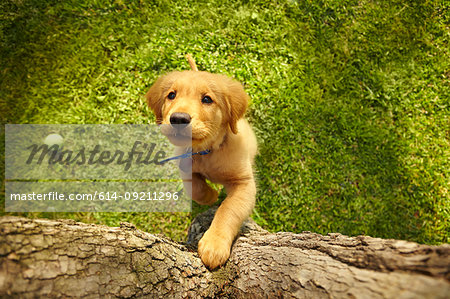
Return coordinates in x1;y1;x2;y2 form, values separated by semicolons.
25;141;166;171
5;124;192;212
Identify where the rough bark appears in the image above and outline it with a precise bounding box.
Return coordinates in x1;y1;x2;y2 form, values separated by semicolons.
0;208;449;298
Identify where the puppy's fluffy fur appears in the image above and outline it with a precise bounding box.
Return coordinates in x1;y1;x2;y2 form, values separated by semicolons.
146;68;257;269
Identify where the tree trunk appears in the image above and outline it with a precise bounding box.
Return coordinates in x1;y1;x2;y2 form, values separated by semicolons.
0;208;449;298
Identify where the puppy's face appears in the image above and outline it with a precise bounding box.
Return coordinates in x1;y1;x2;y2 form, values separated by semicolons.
146;71;249;149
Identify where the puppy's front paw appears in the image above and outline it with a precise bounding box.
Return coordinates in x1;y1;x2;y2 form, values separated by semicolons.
192;184;219;206
198;228;231;269
200;188;219;206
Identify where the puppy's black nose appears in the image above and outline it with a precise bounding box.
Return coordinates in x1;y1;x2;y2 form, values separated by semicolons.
170;112;191;128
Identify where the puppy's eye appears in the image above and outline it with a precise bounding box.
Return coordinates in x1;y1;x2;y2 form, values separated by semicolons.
201;96;213;104
167;92;176;100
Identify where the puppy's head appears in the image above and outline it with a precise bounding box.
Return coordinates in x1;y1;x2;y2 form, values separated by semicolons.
146;71;249;148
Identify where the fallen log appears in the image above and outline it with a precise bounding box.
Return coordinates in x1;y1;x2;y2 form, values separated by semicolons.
0;208;449;298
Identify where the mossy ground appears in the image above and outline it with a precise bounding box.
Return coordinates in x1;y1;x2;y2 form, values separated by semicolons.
1;0;448;244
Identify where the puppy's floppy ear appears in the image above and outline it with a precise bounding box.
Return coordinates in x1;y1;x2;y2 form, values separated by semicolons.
145;72;180;124
223;77;249;134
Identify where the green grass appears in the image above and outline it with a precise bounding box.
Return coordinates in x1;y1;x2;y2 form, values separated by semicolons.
1;0;448;244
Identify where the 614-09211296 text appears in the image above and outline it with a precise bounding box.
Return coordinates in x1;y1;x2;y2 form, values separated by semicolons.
9;191;180;201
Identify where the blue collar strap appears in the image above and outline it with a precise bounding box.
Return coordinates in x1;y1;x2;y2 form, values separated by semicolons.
159;149;211;164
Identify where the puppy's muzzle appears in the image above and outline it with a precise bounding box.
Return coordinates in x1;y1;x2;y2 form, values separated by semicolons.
161;112;192;146
170;112;191;129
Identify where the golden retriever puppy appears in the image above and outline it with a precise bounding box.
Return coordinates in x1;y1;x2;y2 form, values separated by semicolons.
146;59;257;269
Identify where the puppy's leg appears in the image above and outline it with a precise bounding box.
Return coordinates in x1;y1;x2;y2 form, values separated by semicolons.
198;177;256;269
183;173;218;205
